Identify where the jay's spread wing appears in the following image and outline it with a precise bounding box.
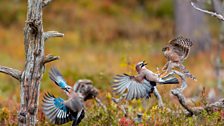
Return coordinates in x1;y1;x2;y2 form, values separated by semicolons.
42;93;73;125
112;74;154;100
49;67;70;90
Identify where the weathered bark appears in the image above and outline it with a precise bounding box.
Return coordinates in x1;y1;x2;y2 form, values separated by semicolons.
0;0;63;125
43;31;64;41
43;54;60;64
171;68;224;116
0;66;22;81
172;89;224;116
175;0;211;53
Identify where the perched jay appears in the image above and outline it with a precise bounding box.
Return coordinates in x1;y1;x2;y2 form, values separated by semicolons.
112;61;179;107
42;68;85;126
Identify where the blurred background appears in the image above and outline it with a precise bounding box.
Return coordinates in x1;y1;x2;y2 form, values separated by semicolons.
0;0;223;125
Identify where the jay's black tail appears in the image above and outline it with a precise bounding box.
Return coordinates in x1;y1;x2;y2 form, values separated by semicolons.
160;77;179;84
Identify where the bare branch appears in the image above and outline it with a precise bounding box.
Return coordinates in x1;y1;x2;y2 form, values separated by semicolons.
173;88;224;116
43;55;60;64
43;31;64;41
191;1;224;21
171;89;194;116
172;70;224;116
120;105;128;117
205;98;224;111
94;97;107;112
42;0;53;7
112;94;126;104
0;65;22;81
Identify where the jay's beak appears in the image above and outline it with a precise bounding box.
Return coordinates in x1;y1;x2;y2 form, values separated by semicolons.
63;86;72;93
141;61;147;67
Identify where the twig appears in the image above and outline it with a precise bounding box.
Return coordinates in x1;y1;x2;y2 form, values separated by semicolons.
43;55;60;64
95;97;107;112
112;94;126;104
191;1;224;21
43;31;64;41
168;70;187;91
171;89;194;116
205;98;224;111
154;87;164;108
120;105;128;117
0;66;22;81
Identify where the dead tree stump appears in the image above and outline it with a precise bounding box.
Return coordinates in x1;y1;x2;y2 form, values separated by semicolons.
0;0;63;125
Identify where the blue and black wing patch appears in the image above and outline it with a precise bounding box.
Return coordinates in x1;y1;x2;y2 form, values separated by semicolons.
49;67;70;90
42;93;73;125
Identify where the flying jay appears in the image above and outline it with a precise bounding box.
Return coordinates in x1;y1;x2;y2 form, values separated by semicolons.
42;67;85;126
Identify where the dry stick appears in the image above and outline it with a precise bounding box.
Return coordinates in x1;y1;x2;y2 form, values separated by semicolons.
120;104;128;117
112;94;126;104
171;70;224;116
205;98;224;111
112;94;128;116
43;31;64;41
43;55;60;64
171;89;194;116
0;66;22;81
191;1;224;21
94;97;107;112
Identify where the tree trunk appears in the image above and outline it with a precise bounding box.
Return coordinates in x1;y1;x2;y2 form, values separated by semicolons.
212;0;224;93
18;0;44;125
0;0;63;125
175;0;211;53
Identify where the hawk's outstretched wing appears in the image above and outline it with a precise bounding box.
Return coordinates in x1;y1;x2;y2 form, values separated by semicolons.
169;36;193;60
112;74;154;100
